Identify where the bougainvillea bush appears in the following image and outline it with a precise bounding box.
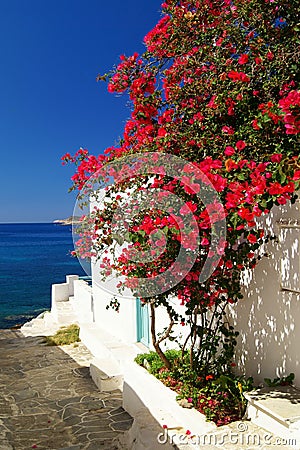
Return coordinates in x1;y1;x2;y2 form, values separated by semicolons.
63;0;300;417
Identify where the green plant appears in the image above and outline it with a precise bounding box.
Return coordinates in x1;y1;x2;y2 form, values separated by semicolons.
264;373;294;387
105;297;120;312
135;351;253;426
135;349;182;374
45;324;80;346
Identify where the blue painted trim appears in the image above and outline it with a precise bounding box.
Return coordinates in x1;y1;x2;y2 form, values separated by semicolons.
136;298;150;347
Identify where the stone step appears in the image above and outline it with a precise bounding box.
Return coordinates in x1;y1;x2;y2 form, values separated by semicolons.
79;323;139;364
244;386;300;445
90;357;124;392
50;300;78;326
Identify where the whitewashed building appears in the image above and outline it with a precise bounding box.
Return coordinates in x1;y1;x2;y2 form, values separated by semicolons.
48;197;300;387
21;196;300;445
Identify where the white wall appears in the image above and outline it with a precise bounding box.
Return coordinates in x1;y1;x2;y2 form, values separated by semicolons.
91;250;191;348
92;283;137;343
230;198;300;385
73;279;94;323
79;192;300;384
153;300;191;351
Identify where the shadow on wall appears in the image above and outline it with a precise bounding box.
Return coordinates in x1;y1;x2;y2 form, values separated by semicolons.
230;199;300;386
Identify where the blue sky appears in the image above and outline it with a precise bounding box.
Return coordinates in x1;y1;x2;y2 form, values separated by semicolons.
0;0;163;222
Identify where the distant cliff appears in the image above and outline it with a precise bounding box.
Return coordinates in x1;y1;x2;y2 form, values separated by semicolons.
53;216;81;225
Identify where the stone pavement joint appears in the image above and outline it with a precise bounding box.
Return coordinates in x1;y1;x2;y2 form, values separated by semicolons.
0;329;133;449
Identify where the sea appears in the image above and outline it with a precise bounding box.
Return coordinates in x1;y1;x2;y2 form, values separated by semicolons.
0;223;89;329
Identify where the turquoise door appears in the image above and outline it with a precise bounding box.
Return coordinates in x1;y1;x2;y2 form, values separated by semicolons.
136;299;150;347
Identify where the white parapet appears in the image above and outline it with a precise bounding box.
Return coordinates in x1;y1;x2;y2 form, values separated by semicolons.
52;275;80;303
73;279;94;324
51;275;81;324
52;283;69;302
66;275;79;296
123;361;216;438
21;275;81;336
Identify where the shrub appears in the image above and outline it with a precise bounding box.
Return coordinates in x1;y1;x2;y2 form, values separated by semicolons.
45;324;80;346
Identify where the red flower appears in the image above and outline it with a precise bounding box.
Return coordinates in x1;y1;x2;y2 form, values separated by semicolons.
224;146;235;156
252;119;261;130
225;260;233;269
277;196;287;205
158;127;167;137
247;234;257;244
228;70;250;83
227;70;240;81
238;54;249;65
238;207;254;222
222;125;235;135
270;154;282;163
268;182;284;195
292;170;300;180
201;237;210;246
236;140;247;151
279;90;300;135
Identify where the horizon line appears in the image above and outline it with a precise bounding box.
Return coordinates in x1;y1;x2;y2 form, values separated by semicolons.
0;221;58;224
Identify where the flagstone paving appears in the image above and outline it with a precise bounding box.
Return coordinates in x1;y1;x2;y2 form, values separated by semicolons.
0;330;133;450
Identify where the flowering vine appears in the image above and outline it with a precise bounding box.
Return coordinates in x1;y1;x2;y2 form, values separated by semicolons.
63;0;300;376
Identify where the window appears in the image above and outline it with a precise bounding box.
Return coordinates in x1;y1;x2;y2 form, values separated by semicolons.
279;219;300;293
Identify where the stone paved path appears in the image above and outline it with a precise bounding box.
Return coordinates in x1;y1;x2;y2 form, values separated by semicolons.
0;330;133;450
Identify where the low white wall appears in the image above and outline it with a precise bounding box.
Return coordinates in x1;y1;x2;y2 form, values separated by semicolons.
231;199;300;386
51;275;79;323
73;279;94;324
122;361;216;447
52;275;79;302
52;283;69;302
66;275;79;296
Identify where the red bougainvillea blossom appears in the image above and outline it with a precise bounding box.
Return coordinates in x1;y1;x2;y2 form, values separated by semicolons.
63;0;300;398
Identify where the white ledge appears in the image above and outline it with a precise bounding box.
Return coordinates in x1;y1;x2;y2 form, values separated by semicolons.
123;361;216;438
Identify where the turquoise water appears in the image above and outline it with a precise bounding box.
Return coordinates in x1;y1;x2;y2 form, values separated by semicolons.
0;223;88;328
